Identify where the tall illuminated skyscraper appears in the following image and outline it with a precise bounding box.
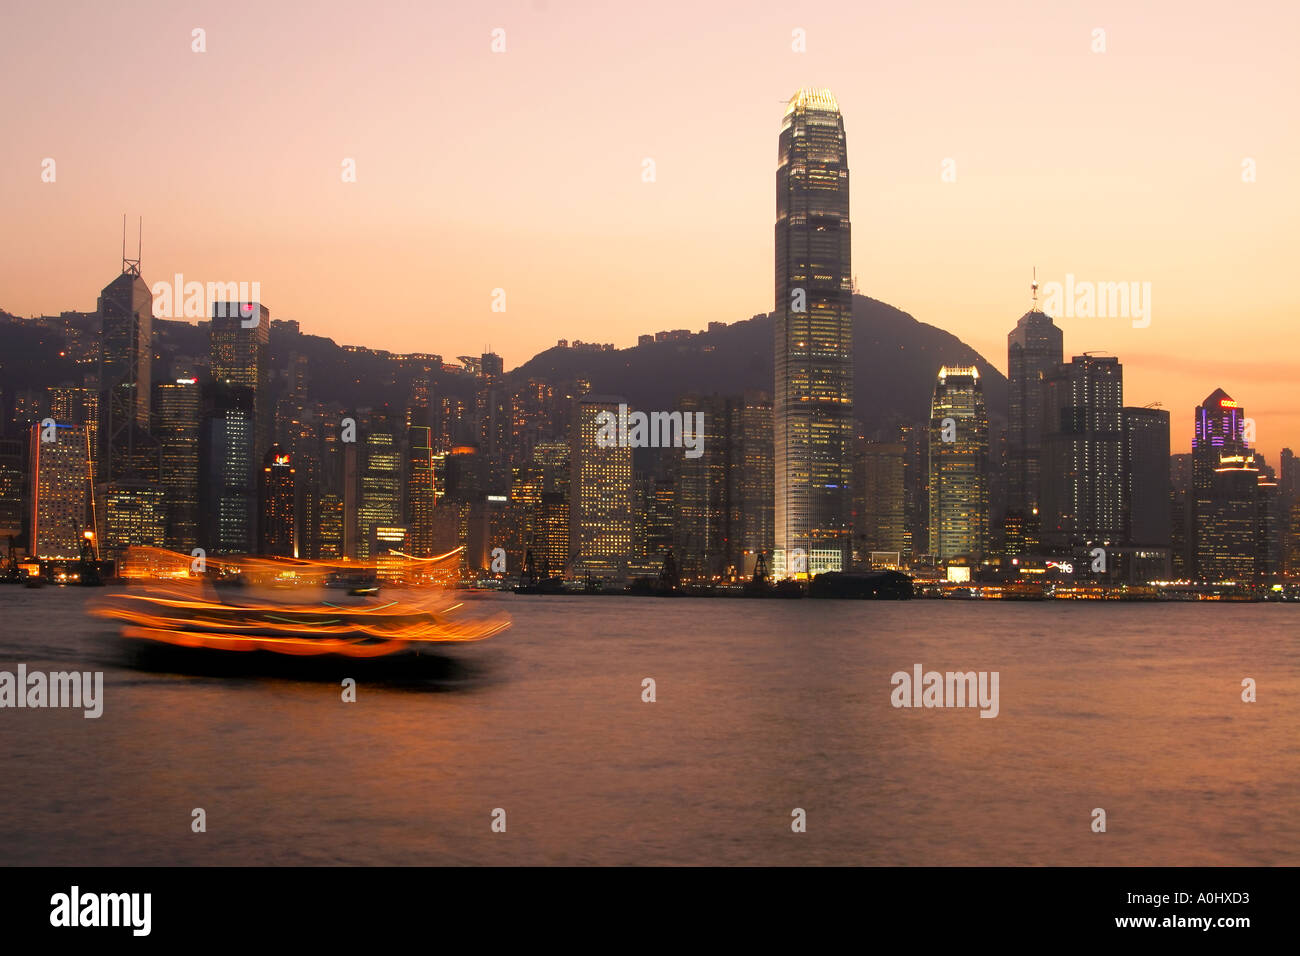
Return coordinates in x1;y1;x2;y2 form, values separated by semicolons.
1192;389;1258;580
1006;277;1063;543
928;367;989;562
29;422;91;560
358;410;402;561
774;87;853;579
406;425;437;557
210;301;271;461
97;254;153;483
154;377;200;552
477;352;511;495
198;382;256;554
569;398;632;578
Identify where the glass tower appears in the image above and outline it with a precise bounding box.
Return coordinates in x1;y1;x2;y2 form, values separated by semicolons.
774;88;853;578
1006;291;1063;525
928;367;989;562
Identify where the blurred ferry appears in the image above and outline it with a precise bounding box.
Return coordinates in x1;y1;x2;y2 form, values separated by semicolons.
92;548;508;657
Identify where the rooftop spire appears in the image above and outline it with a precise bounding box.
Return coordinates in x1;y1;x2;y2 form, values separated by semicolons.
121;214;142;277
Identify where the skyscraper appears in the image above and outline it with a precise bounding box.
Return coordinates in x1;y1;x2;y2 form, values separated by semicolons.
1192;389;1256;580
29;422;90;560
201;302;270;556
1006;282;1063;545
1040;355;1124;552
406;425;437;557
0;437;24;549
257;445;296;557
198;381;257;555
358;410;402;561
774;87;853;578
1170;452;1195;577
927;367;989;562
856;440;907;566
569;398;632;579
734;390;775;574
154;377;200;552
210;301;271;463
1122;405;1172;581
477;352;511;495
675;393;728;580
96;258;153;483
1123;406;1171;550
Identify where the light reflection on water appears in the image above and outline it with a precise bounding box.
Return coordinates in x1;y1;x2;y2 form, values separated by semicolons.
0;588;1297;865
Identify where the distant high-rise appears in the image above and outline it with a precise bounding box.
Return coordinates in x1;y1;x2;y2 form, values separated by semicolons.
198;381;257;554
97;256;154;483
1170;452;1195;577
671;391;773;581
675;394;728;580
102;481;166;564
1281;448;1300;576
154;378;200;552
477;352;511;494
1006;280;1063;540
774;87;853;578
1123;406;1172;581
210;301;271;461
406;425;437;557
734;390;775;574
357;411;402;561
29;422;90;559
1040;355;1124;551
927;367;989;562
1192;389;1256;580
1123;407;1171;549
1199;454;1259;581
0;437;24;546
569;398;632;578
856;440;907;566
257;445;296;557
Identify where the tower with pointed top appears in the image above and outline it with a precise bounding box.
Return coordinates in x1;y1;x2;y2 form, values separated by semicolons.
774;87;853;578
97;224;155;484
1006;272;1063;550
1192;388;1260;581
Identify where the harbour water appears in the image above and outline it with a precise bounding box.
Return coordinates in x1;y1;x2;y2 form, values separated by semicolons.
0;588;1296;865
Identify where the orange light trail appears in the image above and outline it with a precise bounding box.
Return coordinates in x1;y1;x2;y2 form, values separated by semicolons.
93;548;508;657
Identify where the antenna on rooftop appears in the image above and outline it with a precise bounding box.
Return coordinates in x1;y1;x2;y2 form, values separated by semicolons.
121;214;142;277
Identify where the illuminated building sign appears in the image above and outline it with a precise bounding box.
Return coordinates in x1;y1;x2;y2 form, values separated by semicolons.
272;454;291;467
1219;399;1239;408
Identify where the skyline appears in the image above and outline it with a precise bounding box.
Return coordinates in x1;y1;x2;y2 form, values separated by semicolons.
3;0;1299;465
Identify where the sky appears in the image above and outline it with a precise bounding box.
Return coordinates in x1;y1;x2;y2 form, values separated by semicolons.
2;0;1298;461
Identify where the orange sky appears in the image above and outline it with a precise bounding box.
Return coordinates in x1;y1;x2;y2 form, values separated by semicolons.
2;0;1297;461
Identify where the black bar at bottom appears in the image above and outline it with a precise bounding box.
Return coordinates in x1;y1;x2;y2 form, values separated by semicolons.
0;866;1274;942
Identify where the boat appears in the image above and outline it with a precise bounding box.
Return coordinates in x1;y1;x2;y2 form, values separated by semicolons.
92;587;508;657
